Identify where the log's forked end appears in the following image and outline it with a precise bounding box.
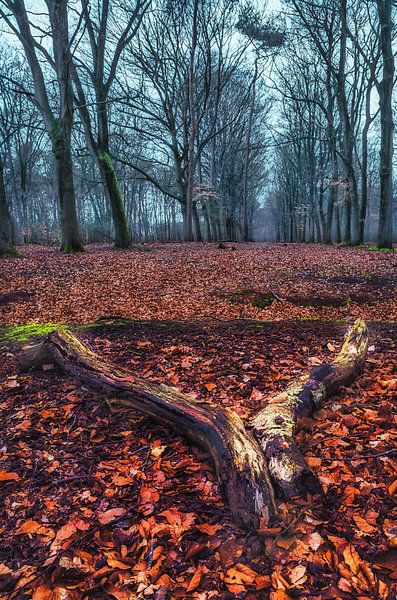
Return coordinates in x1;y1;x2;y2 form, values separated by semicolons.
267;442;323;499
335;319;369;372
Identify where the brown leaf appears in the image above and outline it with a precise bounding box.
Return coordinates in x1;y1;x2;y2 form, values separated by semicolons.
186;564;204;592
353;514;377;535
98;508;127;525
56;521;77;541
204;382;216;391
195;523;222;535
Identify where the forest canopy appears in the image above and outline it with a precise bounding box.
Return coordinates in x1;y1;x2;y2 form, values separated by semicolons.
0;0;395;253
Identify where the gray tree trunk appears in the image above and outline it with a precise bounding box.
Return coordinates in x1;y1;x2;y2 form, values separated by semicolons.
0;157;15;256
377;0;395;249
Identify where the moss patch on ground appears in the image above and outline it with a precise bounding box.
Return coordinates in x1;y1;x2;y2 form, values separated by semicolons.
0;323;67;344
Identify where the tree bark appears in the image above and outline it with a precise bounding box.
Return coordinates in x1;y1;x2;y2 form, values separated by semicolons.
46;0;84;253
337;0;360;245
98;153;132;248
185;0;199;242
376;0;394;249
19;330;277;531
3;0;84;253
250;320;368;498
0;157;16;257
52;124;84;253
242;56;258;243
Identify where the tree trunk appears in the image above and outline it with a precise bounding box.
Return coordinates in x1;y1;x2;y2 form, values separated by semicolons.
337;0;360;245
202;202;212;241
98;153;132;248
52;125;84;253
377;0;394;249
359;76;376;245
242;57;258;243
192;202;202;242
185;0;199;242
0;157;16;256
20;330;277;531
250;320;368;498
359;125;369;245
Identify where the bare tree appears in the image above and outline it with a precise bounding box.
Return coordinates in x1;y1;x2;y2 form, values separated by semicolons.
70;0;150;247
0;0;84;252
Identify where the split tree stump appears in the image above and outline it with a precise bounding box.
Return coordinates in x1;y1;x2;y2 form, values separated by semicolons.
20;320;368;529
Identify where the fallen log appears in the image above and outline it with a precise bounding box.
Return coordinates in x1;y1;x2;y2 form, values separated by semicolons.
19;330;277;530
250;319;369;499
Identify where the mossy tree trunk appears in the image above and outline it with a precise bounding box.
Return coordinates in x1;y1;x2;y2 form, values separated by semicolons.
98;152;132;248
376;0;395;249
4;0;84;254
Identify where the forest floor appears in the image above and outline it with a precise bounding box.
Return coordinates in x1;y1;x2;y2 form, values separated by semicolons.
0;243;396;325
0;243;396;599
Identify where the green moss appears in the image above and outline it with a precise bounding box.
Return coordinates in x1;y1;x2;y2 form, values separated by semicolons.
61;243;85;254
0;246;21;258
0;323;66;344
362;270;373;281
368;246;395;253
98;152;131;248
252;293;277;309
223;290;277;308
297;317;322;321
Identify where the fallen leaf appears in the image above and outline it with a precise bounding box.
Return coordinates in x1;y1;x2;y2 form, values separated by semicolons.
353;514;377;535
98;508;127;525
204;382;216;391
56;521;77;541
195;523;222;535
0;470;20;481
186;564;204;591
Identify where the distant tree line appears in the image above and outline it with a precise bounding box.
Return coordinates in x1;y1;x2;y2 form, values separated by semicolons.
267;0;395;248
0;0;395;255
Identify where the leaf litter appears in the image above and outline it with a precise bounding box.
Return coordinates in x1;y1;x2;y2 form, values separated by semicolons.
0;243;396;598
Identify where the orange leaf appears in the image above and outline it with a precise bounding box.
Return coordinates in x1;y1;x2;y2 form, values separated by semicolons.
112;474;133;486
56;521;77;541
0;470;20;481
40;409;55;419
32;584;54;599
106;558;131;570
160;507;182;526
272;591;292;600
140;487;160;505
204;382;216;391
258;526;282;537
15;520;44;535
388;479;397;496
0;564;11;576
98;508;127;525
255;574;271;590
186;565;204;592
224;563;257;593
343;544;362;575
195;523;222;535
353;514;377;535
